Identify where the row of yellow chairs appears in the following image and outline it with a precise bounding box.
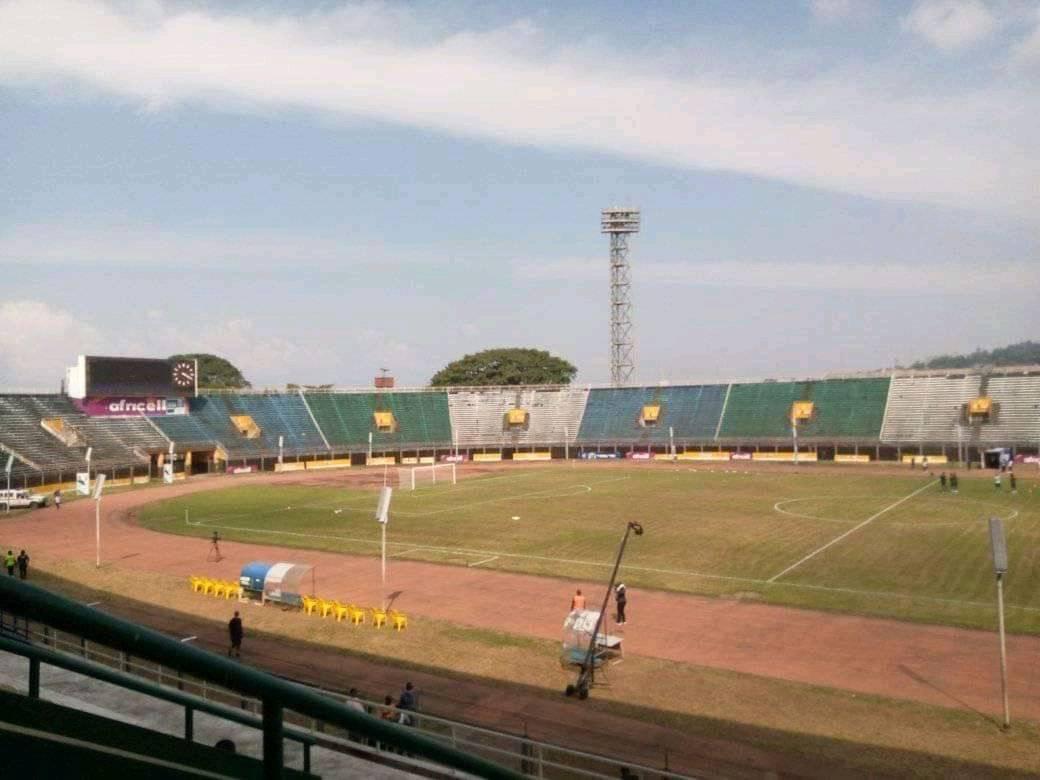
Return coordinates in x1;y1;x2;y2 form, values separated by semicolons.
189;576;242;600
300;596;407;631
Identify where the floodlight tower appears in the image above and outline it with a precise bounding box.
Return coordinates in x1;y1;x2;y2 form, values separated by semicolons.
601;208;640;386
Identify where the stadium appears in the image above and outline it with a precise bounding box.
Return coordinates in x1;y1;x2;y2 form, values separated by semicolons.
1;349;1039;778
3;2;1040;778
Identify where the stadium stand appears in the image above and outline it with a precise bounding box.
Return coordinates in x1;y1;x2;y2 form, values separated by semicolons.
152;411;223;451
208;393;326;455
963;374;1040;445
71;416;169;455
304;391;452;448
718;378;890;440
880;374;983;443
447;387;589;446
0;395;149;472
576;385;727;443
177;395;272;456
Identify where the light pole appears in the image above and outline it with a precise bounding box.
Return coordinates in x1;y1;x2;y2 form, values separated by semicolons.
94;474;107;569
567;520;644;700
988;517;1011;730
375;486;392;609
4;453;13;513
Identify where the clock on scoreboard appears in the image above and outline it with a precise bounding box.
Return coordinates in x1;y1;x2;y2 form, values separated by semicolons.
83;356;196;397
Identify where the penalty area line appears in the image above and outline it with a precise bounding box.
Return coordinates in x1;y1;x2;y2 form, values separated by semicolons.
468;556;499;568
768;480;937;583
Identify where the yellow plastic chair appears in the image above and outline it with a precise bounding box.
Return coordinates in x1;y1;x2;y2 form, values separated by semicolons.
369;607;387;629
201;578;217;596
212;581;229;599
347;604;366;626
302;596;320;616
222;581;240;600
388;609;408;631
333;602;350;622
320;599;336;619
189;576;204;593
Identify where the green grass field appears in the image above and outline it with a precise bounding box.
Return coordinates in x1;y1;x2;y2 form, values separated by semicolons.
138;465;1040;632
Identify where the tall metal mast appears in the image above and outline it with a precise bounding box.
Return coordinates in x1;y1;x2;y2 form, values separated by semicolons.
601;208;640;386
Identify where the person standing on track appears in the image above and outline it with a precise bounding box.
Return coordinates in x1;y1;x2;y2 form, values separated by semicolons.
5;550;15;577
571;588;586;611
53;490;61;510
16;550;29;580
615;583;628;626
227;611;243;658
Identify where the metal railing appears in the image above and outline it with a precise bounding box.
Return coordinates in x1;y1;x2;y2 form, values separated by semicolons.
4;590;694;780
0;577;522;779
0;611;691;780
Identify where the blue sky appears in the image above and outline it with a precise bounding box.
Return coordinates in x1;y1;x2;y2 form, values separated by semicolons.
1;0;1038;389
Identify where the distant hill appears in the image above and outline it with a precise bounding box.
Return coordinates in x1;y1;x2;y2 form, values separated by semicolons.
909;341;1040;370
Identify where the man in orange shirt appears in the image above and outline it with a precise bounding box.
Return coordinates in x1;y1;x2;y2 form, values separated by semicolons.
571;588;586;610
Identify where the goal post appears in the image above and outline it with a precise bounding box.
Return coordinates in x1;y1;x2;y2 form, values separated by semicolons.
396;463;456;490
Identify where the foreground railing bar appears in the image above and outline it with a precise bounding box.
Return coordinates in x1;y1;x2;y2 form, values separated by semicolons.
0;579;522;780
24;622;692;779
0;635;317;749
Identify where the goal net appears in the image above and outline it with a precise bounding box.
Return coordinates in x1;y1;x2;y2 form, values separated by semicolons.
395;463;457;490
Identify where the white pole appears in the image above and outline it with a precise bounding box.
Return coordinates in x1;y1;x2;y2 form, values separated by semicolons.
95;497;101;569
381;521;387;609
451;462;457;485
792;421;799;464
669;426;675;461
996;573;1011;729
564;426;569;462
368;431;373;461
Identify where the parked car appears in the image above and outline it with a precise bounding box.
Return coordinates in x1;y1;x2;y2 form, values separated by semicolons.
0;489;50;510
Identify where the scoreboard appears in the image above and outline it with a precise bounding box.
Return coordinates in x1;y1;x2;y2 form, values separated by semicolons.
83;356;197;397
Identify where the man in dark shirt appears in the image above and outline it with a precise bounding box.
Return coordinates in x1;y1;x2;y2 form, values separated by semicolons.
16;550;29;580
228;611;243;658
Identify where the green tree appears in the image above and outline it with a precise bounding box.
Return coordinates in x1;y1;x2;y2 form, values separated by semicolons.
169;354;251;389
430;348;577;386
909;341;1040;370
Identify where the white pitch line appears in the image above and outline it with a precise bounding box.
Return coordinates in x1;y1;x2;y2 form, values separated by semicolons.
468;556;499;568
180;635;197;643
392;547;421;558
85;601;102;607
180;515;1040;613
768;480;937;583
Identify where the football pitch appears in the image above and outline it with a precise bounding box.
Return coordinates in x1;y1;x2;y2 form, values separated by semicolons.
138;465;1040;633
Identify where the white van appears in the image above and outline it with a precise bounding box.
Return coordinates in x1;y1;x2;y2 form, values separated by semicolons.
0;489;50;510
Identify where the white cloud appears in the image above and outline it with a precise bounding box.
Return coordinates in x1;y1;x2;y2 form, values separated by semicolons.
808;0;874;23
0;301;102;388
0;0;1036;219
1010;7;1040;67
902;0;998;50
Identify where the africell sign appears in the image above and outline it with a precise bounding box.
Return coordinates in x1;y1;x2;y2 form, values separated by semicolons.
77;397;174;417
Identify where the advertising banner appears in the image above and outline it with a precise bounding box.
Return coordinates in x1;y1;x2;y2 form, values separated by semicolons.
76;397;185;417
226;465;255;474
439;454;468;463
625;452;652;460
76;472;91;495
580;452;619;460
731;452;753;460
163;463;175;484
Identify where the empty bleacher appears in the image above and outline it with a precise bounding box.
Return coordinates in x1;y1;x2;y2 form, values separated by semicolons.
577;385;727;444
71;417;169;456
718;378;890;441
964;374;1040;445
152;412;222;451
0;395;150;472
880;375;983;443
447;387;589;447
210;393;326;456
180;396;272;457
304;391;452;449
